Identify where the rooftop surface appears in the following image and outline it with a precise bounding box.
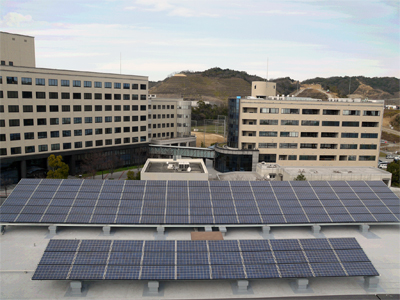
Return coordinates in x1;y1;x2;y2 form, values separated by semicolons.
282;167;391;176
145;162;205;173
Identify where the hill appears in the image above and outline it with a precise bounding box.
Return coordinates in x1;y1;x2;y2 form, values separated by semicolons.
149;69;399;103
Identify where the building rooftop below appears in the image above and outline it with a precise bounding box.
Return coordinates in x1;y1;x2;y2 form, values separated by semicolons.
145;161;205;173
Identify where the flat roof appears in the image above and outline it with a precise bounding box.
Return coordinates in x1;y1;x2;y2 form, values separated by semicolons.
282;167;391;177
145;161;205;173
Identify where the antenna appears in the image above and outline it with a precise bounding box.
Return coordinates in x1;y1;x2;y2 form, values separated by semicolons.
267;58;269;81
120;52;121;74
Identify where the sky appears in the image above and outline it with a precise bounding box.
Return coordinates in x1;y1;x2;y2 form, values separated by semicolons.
1;0;399;82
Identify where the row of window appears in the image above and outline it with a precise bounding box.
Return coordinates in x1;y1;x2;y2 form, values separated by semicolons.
0;137;147;156
2;76;146;90
276;155;376;161
151;123;175;129
254;108;380;116
252;132;378;138
2;91;147;100
1;104;147;113
257;142;377;149
152;105;175;110
245;119;379;127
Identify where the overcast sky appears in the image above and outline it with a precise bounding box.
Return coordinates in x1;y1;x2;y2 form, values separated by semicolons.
1;0;399;81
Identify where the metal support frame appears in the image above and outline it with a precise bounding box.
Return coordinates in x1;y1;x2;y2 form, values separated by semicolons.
237;280;249;291
148;281;159;294
364;276;379;289
48;225;57;235
157;226;165;235
312;225;321;234
70;281;82;296
359;224;370;233
295;278;309;291
1;225;5;235
102;226;111;236
218;226;227;236
262;226;271;234
204;226;212;232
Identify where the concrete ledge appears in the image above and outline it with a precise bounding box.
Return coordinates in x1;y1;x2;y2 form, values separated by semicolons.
218;226;227;236
102;226;111;236
364;276;379;289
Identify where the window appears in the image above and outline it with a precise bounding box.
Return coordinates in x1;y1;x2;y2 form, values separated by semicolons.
85;117;92;124
75;142;82;149
74;117;82;124
73;105;81;112
260;108;278;114
36;91;45;99
95;117;102;123
124;137;130;143
63;143;71;150
74;130;82;136
124;127;130;133
301;120;319;126
140;115;146;121
281;108;299;114
84;81;92;88
7;91;18;98
95;128;103;135
48;79;58;86
84;105;92;112
350;155;358;161
320;155;336;161
95;140;103;146
25;132;34;139
105;82;112;88
340;144;357;149
320;144;337;149
25;146;35;153
300;143;317;149
95;82;102;88
299;155;317;160
105;93;112;100
302;109;320;115
132;83;138;89
259;131;277;137
140;105;146;111
38;132;47;139
341;133;358;138
105;116;112;122
62;118;71;124
105;139;112;145
300;132;317;137
95;93;102;100
123;105;130;111
11;147;22;155
21;77;32;85
323;109;340;115
359;156;376;161
73;93;81;99
50;105;59;112
84;93;92;99
140;95;146;100
132;137;138;143
9;119;20;126
123;94;130;100
9;61;13;66
279;143;297;148
23;119;33;126
140;84;146;90
0;120;4;127
105;105;112;111
343;110;360;116
61;80;70;86
10;133;21;141
8;105;19;112
114;116;121;122
132;126;138;132
51;131;60;138
114;105;121;111
61;92;70;99
361;133;378;139
259;143;277;148
115;138;121;144
123;83;130;89
115;127;121;133
322;121;339;127
362;122;379;127
7;76;18;84
105;128;112;134
124;116;130;122
73;80;81;87
141;126;146;131
132;116;138;121
22;91;32;99
342;121;359;127
63;130;71;137
140;136;146;142
36;78;45;85
114;94;121;100
132;105;138;111
0;134;4;142
85;129;93;135
49;92;58;99
360;144;377;150
321;132;338;138
281;132;299;137
95;105;102;111
132;94;138;100
51;144;60;151
281;120;299;126
62;105;70;112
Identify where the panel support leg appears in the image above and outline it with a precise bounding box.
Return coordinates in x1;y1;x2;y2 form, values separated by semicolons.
219;226;227;236
312;225;321;234
157;226;165;235
102;226;111;236
205;226;212;232
48;225;57;235
262;226;271;235
237;280;249;291
364;276;379;289
148;281;159;294
359;224;370;234
1;225;5;235
295;278;309;291
70;281;82;296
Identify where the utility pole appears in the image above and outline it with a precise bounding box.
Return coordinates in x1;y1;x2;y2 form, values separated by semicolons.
203;119;206;147
349;77;351;95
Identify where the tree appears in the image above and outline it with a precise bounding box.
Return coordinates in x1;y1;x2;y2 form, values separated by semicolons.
47;155;69;179
387;161;399;187
126;169;141;180
81;152;106;179
105;154;123;179
294;174;307;181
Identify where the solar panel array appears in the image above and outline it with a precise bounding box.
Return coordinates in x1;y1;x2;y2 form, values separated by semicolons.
1;179;399;225
32;238;378;280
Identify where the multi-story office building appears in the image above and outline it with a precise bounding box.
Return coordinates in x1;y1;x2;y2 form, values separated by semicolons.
0;32;149;181
216;82;384;172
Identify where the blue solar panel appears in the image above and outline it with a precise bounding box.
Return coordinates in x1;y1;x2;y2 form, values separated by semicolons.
41;214;68;223
208;240;239;252
329;214;354;222
211;200;235;208
305;250;338;263
61;213;91;224
373;214;399;222
275;251;307;264
311;263;346;277
241;252;275;264
258;206;282;214
46;240;80;252
214;215;238;224
115;215;140;224
270;239;302;251
105;266;140;279
167;181;188;187
188;181;208;187
75;252;109;265
177;241;207;252
177;252;209;265
91;214;116;224
210;252;242;265
351;214;377;222
213;207;236;215
69;265;106;280
108;252;142;265
16;214;43;222
261;215;286;224
80;240;112;252
177;265;210;279
209;181;230;187
238;215;262;224
32;265;70;280
165;216;189;224
142;252;175;265
236;207;259;214
0;206;23;214
141;266;175;280
279;263;313;278
307;214;332;223
246;264;280;279
211;265;245;279
342;262;379;276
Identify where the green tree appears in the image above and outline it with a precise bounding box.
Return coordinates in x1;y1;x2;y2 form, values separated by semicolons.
294;173;307;181
126;170;135;180
387;161;400;187
47;155;69;179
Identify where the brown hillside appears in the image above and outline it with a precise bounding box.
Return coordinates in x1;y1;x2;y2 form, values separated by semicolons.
352;79;393;100
297;89;328;101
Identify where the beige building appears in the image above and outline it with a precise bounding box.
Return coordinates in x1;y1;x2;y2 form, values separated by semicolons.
0;32;149;180
251;81;276;98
